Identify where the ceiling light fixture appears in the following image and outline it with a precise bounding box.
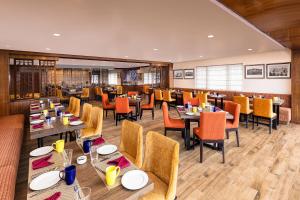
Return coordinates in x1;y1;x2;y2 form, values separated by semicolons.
153;48;159;51
248;48;253;51
45;48;51;51
124;56;129;58
199;55;203;58
53;33;61;37
207;35;214;38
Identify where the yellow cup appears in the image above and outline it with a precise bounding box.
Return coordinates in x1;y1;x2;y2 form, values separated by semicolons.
63;116;69;125
192;107;197;113
201;103;206;108
43;109;48;116
106;166;120;186
50;102;54;109
52;139;65;153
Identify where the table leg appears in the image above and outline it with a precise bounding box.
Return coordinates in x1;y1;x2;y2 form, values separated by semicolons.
276;105;280;125
185;119;191;150
221;98;224;109
214;98;217;107
37;138;44;147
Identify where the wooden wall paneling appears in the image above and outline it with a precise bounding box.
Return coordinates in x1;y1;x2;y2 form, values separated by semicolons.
0;51;10;116
292;50;300;123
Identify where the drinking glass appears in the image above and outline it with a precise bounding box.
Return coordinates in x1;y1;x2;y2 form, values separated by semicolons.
74;187;91;200
64;149;73;167
90;146;98;165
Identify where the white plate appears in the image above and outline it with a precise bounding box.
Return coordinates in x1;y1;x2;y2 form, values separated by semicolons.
30;113;41;117
185;112;194;116
30;119;44;125
64;113;73;117
70;120;83;126
30;171;61;191
177;105;184;108
121;170;148;190
30;146;54;157
97;145;117;155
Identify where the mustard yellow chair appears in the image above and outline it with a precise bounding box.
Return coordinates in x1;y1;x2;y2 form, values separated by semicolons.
94;87;103;101
80;88;90;102
119;120;143;168
33;93;41;99
116;85;123;95
252;98;277;134
71;98;81;117
233;96;253;128
196;93;208;105
182;91;193;105
154;89;163;108
67;96;75;113
140;131;179;200
81;103;93;126
56;89;69;102
163;90;176;109
143;85;150;95
81;107;103;138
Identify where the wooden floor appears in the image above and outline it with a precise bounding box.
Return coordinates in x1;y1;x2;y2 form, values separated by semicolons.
15;101;300;200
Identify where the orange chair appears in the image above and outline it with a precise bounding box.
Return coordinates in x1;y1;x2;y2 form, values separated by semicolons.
183;91;193;105
101;93;115;119
252;98;277;134
127;91;138;96
140;93;155;120
233;96;252;128
193;112;226;163
163;90;176;109
196;93;208;105
143;85;150;95
154;89;163;108
224;101;240;147
162;102;185;143
115;97;133;126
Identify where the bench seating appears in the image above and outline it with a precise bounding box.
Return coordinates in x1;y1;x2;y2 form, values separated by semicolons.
0;114;24;200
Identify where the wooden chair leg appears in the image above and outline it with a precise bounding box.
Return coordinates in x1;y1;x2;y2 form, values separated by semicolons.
164;129;167;136
226;130;229;139
152;109;154;120
160;101;163;109
116;114;118;126
200;140;203;163
246;114;249;128
269;118;272;134
252;115;255;129
106;110;108;118
222;142;225;163
65;132;68;142
113;110;115;120
140;109;143;119
236;130;240;147
256;116;259;126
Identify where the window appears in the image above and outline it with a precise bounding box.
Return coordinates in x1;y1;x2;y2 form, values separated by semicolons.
91;74;99;85
195;64;243;91
108;72;118;85
144;72;156;84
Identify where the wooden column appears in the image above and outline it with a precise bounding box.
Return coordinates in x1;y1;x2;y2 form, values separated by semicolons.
292;50;300;123
0;51;10;116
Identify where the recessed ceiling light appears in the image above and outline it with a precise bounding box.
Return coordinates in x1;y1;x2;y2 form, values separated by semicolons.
53;33;61;37
208;35;214;38
248;48;253;51
153;48;159;51
45;48;51;51
168;60;172;62
124;56;129;58
199;55;203;58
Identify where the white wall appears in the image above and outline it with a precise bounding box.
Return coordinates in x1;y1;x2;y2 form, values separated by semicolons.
173;50;291;94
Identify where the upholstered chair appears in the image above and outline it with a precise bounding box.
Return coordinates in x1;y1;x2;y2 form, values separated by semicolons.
72;98;81;117
119;120;143;168
140;131;179;200
233;96;252;128
101;93;115;119
140;93;155;120
163;90;176;109
182;91;193;105
196;93;208;105
224;101;240;147
81;107;103;138
81;103;92;126
127;91;139;96
154;89;163;108
115;97;132;126
67;97;75;113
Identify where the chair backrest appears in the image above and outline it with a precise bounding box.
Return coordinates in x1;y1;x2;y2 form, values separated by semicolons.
72;98;81;117
142;131;179;200
149;93;154;107
90;107;103;136
33;93;40;99
56;89;63;98
115;97;130;113
120;120;143;168
224;101;240;128
163;90;172;101
143;85;149;93
68;96;75;112
81;103;93;124
128;91;138;96
101;93;109;108
94;87;100;96
253;98;273;118
233;96;250;114
197;112;226;140
116;85;123;94
82;88;90;97
162;102;172;127
99;87;103;96
183;91;193;103
154;89;163;100
197;93;208;104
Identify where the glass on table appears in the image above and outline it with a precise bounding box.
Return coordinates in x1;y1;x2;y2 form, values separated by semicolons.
64;149;73;167
90;146;98;165
74;187;91;200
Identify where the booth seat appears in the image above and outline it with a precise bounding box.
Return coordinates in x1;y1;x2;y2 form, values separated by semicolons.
0;114;24;200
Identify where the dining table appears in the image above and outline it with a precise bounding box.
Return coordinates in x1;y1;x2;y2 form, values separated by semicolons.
208;94;227;109
176;106;234;150
29;112;86;147
30;101;64;114
27;138;154;200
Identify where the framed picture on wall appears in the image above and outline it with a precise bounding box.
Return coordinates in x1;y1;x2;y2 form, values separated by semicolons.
244;64;265;79
184;69;194;79
266;62;291;79
173;70;184;79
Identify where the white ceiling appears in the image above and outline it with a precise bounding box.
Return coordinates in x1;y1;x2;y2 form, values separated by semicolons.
56;59;149;69
0;0;284;63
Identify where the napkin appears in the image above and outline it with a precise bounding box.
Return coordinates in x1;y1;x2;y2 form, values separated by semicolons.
31;116;40;120
64;111;70;114
32;154;53;170
32;124;44;129
69;117;79;122
92;137;105;146
107;156;130;169
44;192;61;200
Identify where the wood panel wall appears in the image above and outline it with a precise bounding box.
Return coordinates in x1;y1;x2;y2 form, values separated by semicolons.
0;51;9;116
292;50;300;123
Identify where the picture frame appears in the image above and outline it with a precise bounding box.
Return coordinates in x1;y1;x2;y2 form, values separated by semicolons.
266;62;291;79
184;69;194;79
244;64;265;79
173;70;184;79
